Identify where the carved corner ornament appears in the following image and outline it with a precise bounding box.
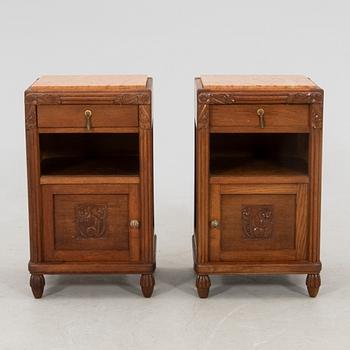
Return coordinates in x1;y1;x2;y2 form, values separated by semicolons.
26;93;62;105
311;104;323;129
25;104;37;129
241;205;273;239
139;105;151;129
287;92;323;104
197;104;209;129
114;93;151;105
198;92;236;104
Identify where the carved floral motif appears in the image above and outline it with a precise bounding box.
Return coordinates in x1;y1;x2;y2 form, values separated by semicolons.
241;205;273;239
75;204;107;239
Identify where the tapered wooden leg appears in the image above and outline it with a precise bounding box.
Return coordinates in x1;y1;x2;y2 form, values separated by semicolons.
140;274;155;298
30;274;45;299
306;273;321;297
196;274;211;298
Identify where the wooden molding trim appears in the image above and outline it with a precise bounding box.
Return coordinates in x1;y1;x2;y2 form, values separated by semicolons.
25;92;151;105
197;91;323;104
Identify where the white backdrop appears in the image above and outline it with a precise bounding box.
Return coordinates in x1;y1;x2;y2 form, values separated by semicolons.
0;1;349;349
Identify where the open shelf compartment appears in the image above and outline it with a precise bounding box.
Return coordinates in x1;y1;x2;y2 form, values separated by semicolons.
210;133;309;183
40;133;139;177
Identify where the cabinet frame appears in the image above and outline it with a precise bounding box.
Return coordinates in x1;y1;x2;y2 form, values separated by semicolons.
25;76;155;298
193;76;323;298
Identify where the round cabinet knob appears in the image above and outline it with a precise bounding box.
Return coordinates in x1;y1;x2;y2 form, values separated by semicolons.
210;219;220;229
84;109;92;131
130;219;140;229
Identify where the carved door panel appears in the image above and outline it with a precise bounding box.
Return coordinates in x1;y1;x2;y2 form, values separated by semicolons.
42;184;140;262
209;184;308;262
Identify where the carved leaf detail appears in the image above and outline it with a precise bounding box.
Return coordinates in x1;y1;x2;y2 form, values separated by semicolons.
241;205;273;239
75;204;107;239
139;105;151;129
197;104;209;129
26;93;62;105
196;275;211;289
311;103;323;129
25;104;37;129
312;114;322;129
114;93;150;105
306;274;321;289
287;92;323;104
198;92;236;104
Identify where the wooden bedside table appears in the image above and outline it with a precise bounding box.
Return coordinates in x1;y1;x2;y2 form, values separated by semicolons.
25;75;155;298
194;75;323;298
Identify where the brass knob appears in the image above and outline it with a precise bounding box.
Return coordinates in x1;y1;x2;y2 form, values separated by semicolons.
257;108;265;128
84;109;92;131
210;219;220;229
130;219;140;229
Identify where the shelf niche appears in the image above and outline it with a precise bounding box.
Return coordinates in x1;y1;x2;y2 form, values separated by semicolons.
40;133;139;176
210;133;309;180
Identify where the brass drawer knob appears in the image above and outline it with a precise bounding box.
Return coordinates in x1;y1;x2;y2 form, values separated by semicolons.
130;219;140;229
256;108;265;128
84;109;92;131
210;219;220;229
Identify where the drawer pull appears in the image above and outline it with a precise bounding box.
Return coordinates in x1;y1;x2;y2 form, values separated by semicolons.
84;109;92;131
130;219;140;229
257;108;265;128
210;219;220;229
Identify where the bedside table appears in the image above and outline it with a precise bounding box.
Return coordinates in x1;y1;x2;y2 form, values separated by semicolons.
193;75;323;298
25;75;155;298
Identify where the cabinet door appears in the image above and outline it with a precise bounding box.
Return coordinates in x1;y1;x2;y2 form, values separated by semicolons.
42;184;140;262
209;184;308;262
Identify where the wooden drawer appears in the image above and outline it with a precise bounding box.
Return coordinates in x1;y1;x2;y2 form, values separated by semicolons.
210;104;310;132
42;184;141;262
209;184;308;262
37;105;138;128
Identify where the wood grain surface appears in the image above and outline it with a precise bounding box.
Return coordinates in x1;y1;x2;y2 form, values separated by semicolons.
200;75;318;91
30;75;149;92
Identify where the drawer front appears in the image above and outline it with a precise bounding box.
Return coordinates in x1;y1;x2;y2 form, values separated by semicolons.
210;104;309;132
209;184;308;262
42;184;140;262
38;105;139;128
